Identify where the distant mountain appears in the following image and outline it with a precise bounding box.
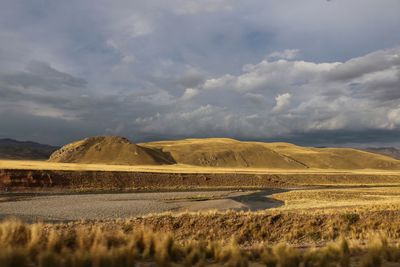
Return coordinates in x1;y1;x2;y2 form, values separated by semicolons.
0;138;59;160
364;147;400;160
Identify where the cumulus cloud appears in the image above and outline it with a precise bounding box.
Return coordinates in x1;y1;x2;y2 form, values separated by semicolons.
0;61;88;119
200;59;339;93
324;47;400;82
2;47;400;146
176;67;205;89
133;105;226;137
244;93;265;105
0;61;86;92
181;88;199;100
388;107;400;129
174;47;400;143
273;93;292;112
268;49;300;60
0;60;178;142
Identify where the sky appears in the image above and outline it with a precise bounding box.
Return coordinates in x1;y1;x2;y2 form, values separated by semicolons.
0;0;400;146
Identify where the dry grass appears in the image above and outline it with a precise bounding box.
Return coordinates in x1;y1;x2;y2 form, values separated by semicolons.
272;187;400;210
2;218;400;266
110;208;400;248
49;136;174;166
2;159;400;175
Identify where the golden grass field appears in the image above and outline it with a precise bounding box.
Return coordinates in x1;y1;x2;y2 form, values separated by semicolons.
272;187;400;211
3;159;400;175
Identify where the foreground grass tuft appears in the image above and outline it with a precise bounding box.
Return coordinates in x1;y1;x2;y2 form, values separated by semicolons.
1;219;400;266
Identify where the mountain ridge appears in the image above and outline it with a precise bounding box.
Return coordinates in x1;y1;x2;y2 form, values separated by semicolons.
0;138;58;160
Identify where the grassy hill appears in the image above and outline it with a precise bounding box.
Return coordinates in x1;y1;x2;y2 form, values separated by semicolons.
142;138;305;169
47;136;400;170
143;138;400;170
263;142;400;169
49;136;174;165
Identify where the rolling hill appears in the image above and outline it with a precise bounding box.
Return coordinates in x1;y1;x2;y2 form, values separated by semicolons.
263;142;400;170
141;138;304;169
0;138;58;160
49;136;400;170
49;136;175;165
142;138;400;170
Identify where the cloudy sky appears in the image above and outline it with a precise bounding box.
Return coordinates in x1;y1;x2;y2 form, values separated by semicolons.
0;0;400;146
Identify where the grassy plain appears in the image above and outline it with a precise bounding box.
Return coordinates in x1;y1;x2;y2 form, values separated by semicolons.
2;159;400;175
273;187;400;210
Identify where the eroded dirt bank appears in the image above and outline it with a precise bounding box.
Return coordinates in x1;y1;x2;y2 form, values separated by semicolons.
1;168;400;191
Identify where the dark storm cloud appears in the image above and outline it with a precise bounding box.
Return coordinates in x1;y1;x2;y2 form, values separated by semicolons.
25;61;87;88
0;61;88;111
265;129;400;147
0;0;400;145
0;61;86;96
324;48;400;82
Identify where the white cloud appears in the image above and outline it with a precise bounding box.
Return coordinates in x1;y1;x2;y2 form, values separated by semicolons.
273;93;292;112
244;93;265;104
173;47;400;139
132;89;176;106
134;105;227;136
121;55;135;64
388;107;400;129
200;59;339;92
203;74;235;90
181;88;199;100
324;47;400;81
120;15;153;38
268;49;300;60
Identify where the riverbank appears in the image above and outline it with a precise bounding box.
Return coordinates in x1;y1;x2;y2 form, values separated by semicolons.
0;189;284;222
